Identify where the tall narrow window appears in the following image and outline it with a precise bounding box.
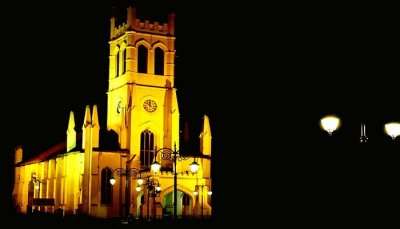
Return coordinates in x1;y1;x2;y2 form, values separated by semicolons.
101;168;113;205
122;48;127;74
115;51;120;77
138;45;148;73
154;47;164;75
140;130;155;168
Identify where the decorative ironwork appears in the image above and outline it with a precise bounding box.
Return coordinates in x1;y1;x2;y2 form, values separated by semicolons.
113;167;142;177
152;145;196;219
157;147;189;161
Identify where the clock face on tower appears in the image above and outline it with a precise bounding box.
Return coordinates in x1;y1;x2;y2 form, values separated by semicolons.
143;99;157;112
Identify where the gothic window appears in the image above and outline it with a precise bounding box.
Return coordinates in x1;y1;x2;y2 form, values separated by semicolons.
140;130;155;168
101;168;113;205
115;50;120;77
138;45;148;73
154;47;164;75
122;48;127;74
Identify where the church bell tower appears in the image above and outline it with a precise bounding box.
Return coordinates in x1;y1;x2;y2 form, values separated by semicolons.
107;6;179;169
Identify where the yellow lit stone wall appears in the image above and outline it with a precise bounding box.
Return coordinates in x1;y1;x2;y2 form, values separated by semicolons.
12;152;84;214
12;6;212;219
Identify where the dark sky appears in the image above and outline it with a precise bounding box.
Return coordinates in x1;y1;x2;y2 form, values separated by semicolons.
1;0;400;224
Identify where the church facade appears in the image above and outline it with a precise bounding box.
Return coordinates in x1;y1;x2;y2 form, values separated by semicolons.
12;6;212;219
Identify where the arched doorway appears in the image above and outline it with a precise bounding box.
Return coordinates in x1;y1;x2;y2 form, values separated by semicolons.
162;190;193;218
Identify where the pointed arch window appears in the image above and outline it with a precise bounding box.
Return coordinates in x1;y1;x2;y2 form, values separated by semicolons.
122;48;127;74
101;168;113;205
138;45;148;73
154;47;164;75
140;130;155;168
115;50;120;77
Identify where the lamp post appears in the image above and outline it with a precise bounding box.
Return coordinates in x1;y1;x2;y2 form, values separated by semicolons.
193;184;212;218
150;144;199;219
31;173;43;212
109;154;143;221
32;176;41;198
320;115;400;143
135;176;162;220
109;167;141;220
110;167;164;221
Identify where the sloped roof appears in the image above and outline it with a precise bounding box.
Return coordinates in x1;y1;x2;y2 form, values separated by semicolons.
16;116;205;166
16;130;123;167
17;141;66;166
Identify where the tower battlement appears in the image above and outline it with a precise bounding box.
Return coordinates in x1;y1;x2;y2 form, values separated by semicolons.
110;6;175;40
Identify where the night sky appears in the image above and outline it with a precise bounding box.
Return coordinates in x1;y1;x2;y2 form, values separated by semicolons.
1;0;399;225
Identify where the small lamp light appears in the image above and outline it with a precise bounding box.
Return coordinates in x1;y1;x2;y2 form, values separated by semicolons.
137;179;144;186
109;177;116;186
208;191;212;196
193;191;198;196
136;186;142;192
155;186;162;192
385;122;400;140
189;160;199;173
151;161;161;173
320;115;341;135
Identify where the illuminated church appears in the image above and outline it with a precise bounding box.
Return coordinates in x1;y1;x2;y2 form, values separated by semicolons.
12;6;212;219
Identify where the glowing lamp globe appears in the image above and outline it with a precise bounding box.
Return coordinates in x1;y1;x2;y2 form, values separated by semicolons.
136;186;142;192
155;186;162;192
189;161;199;173
320;115;341;135
137;179;144;186
109;177;116;186
385;122;400;140
151;161;161;173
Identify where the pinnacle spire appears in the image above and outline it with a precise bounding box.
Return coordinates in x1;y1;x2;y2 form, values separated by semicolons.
202;115;212;138
92;105;99;128
200;115;212;156
67;111;77;152
83;105;91;128
67;111;75;131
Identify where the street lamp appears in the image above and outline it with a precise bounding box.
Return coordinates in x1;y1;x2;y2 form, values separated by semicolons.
150;144;199;219
31;174;44;213
320;115;400;143
110;165;164;220
31;174;42;196
137;178;144;186
150;161;161;173
189;161;200;173
320;115;341;135
109;177;116;186
134;176;162;220
384;122;400;141
109;167;143;220
194;184;211;218
109;154;144;220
